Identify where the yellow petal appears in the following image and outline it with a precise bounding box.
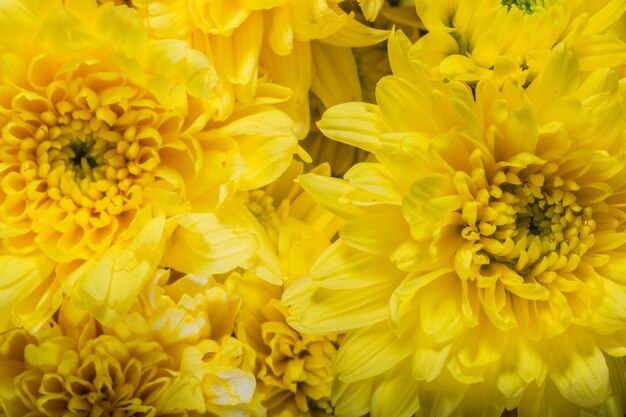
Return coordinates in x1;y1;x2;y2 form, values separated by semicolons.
388;29;430;85
317;101;389;153
546;328;609;408
526;45;579;113
401;173;461;242
358;0;384;21
311;239;401;289
319;17;389;47
0;253;55;331
439;55;492;82
72;215;166;325
412;335;453;382
283;275;394;334
162;199;280;284
331;379;372;417
297;173;365;219
310;42;361;107
417;370;469;417
371;361;420;417
335;322;412;383
376;75;435;133
342;206;410;257
344;162;403;203
574;35;626;72
95;3;147;58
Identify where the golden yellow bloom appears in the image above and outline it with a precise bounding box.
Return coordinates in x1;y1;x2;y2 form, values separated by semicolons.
232;272;339;417
220;161;341;417
0;0;299;331
0;288;262;417
412;0;626;82
285;31;626;417
131;0;388;137
104;268;266;416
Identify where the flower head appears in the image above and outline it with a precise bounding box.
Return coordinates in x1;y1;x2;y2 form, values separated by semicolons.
223;160;342;417
103;268;265;416
0;0;299;330
0;310;187;417
412;0;626;82
285;31;626;416
131;0;388;137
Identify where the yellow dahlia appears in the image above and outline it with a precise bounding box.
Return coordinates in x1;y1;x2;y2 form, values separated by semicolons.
412;0;626;82
0;0;299;331
285;31;626;416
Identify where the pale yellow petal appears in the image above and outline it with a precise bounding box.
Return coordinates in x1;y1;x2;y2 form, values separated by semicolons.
316;101;389;153
311;239;402;289
546;328;609;408
371;361;420;417
0;254;55;331
72;215;166;325
335;322;412;383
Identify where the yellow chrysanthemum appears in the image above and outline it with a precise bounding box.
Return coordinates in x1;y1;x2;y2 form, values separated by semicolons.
131;0;388;137
104;268;266;416
224;161;341;417
0;0;299;331
285;31;626;417
232;273;340;417
0;287;262;417
412;0;626;82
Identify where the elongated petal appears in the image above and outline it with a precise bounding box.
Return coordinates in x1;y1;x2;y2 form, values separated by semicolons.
335;322;413;382
546;328;609;408
72;215;166;325
0;254;55;331
317;102;389;153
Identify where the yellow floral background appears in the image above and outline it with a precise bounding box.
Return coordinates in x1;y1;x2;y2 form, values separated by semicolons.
0;0;625;416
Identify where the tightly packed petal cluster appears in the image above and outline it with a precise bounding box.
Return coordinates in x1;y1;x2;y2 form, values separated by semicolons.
0;0;299;331
286;31;626;417
1;0;626;416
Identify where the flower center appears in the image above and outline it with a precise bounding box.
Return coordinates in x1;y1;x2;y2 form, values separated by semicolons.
501;0;548;14
458;161;595;281
64;136;100;178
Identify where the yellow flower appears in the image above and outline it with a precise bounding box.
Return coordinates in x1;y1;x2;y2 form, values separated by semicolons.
412;0;626;82
131;0;388;137
102;268;266;416
232;273;339;417
218;160;341;417
285;31;626;417
0;0;299;331
0;308;192;417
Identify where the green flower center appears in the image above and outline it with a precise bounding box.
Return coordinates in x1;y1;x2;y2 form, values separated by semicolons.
501;0;547;14
61;135;108;180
